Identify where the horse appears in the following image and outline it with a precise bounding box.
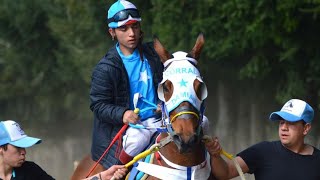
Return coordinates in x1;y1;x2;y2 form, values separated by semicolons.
71;33;214;180
126;33;215;180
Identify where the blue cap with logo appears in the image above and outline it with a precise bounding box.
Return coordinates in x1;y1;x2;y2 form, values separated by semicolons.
107;0;141;28
269;99;314;123
0;120;41;148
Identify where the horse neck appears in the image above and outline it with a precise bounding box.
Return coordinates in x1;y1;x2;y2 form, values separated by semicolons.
158;133;206;167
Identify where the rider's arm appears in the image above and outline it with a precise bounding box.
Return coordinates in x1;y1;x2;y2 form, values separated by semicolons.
89;61;129;125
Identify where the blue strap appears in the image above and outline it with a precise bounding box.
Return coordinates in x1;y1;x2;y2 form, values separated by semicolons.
135;154;152;179
129;135;158;180
161;102;175;136
137;96;158;114
128;163;140;180
128;122;167;132
139;106;157;114
187;167;191;180
129;96;160;129
139;96;158;108
156;127;168;133
129;123;146;129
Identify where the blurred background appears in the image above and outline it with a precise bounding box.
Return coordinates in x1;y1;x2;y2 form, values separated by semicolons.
1;0;320;179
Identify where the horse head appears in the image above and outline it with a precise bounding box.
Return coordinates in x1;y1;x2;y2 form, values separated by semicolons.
154;34;207;153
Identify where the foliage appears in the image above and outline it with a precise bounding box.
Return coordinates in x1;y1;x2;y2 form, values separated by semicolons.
0;0;110;122
0;0;320;123
151;0;320;105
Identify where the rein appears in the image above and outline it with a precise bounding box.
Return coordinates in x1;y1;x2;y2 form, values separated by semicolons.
85;124;128;178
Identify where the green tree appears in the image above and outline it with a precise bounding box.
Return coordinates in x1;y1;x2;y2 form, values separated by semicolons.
151;0;320;105
0;0;111;126
1;0;320;128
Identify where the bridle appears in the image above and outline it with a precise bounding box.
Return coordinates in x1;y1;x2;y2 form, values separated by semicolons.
157;51;208;137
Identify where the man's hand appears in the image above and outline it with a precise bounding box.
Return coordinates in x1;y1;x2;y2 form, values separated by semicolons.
203;136;222;157
103;165;127;180
123;110;140;124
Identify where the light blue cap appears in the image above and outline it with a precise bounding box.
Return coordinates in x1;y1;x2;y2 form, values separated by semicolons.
269;99;314;123
107;0;141;28
0;120;41;148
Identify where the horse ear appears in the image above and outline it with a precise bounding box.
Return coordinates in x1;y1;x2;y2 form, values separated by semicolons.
153;35;171;63
189;33;205;61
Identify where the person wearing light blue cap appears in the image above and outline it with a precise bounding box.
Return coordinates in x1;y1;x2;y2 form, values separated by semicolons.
0;120;54;179
88;0;164;173
204;99;320;180
107;0;142;29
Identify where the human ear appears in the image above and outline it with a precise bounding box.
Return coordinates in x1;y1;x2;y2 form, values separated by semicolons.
108;28;116;40
303;123;311;135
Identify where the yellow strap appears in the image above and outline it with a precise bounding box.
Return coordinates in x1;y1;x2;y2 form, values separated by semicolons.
170;111;199;123
220;149;233;160
124;145;160;168
220;150;246;180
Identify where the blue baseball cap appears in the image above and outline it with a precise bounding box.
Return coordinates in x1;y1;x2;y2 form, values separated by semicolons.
107;0;141;28
269;99;314;123
0;120;41;148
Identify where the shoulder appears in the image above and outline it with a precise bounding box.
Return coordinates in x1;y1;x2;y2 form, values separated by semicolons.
253;141;283;152
93;46;122;72
96;46;121;65
142;41;153;50
249;141;275;149
15;161;55;179
19;161;42;169
312;146;320;156
142;42;163;72
142;42;159;58
238;141;275;157
237;141;276;172
104;45;120;62
258;140;279;147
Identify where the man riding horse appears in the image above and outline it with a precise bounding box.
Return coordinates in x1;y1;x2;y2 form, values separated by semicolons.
71;1;212;179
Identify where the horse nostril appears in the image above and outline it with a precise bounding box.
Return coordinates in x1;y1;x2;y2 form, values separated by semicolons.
173;135;181;144
188;135;195;145
187;134;198;145
173;134;200;153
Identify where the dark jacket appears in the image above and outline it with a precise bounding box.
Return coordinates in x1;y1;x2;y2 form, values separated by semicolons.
6;161;55;180
90;42;163;169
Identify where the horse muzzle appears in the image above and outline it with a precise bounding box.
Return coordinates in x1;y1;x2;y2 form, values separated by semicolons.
173;133;200;153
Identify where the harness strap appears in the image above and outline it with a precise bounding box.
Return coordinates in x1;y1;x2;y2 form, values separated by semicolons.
136;152;211;180
157;151;209;171
163;53;198;68
136;162;188;180
170;111;199;123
